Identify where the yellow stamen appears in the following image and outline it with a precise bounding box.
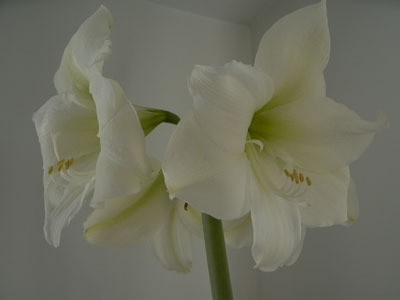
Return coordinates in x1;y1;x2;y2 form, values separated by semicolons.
293;169;300;184
284;169;290;177
57;159;65;171
299;173;304;182
64;158;75;170
306;177;312;186
48;166;54;175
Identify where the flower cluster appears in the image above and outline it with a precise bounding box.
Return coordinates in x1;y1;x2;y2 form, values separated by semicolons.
33;1;385;272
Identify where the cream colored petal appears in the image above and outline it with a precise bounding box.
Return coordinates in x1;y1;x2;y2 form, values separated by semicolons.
54;5;113;97
298;167;350;227
285;226;306;266
84;172;169;246
223;213;253;249
189;61;274;154
89;75;152;206
152;200;193;273
245;143;288;196
176;201;203;238
163;113;251;220
249;173;302;271
251;96;387;171
33;93;98;169
44;177;94;247
255;0;329;108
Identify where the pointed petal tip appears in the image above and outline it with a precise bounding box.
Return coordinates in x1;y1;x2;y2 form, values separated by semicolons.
253;261;278;272
44;224;60;248
377;111;389;129
97;5;114;27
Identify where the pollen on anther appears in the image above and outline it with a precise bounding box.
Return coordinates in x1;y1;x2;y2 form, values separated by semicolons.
64;158;75;170
299;173;304;182
57;159;65;171
306;177;312;186
48;166;54;175
293;169;300;184
284;169;290;177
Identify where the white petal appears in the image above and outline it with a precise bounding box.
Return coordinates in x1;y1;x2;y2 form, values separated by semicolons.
189;61;274;154
89;75;152;206
152;200;193;273
33;93;98;169
176;201;203;238
285;226;306;266
163;113;251;219
54;5;113;96
223;213;253;248
255;0;329;107
44;177;94;247
249;174;302;271
84;172;169;246
298;167;350;227
245;143;288;196
251;96;387;171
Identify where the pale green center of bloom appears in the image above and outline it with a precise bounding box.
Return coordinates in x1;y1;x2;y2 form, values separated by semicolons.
246;108;313;201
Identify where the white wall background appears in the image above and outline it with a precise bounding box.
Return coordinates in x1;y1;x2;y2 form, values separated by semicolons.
0;0;398;299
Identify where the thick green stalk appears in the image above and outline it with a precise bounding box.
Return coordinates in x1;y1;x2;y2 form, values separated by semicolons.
202;213;234;300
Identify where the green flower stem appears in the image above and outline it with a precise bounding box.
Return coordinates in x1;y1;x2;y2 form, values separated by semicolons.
202;213;234;300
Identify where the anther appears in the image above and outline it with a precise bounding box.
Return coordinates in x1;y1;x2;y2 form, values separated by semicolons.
293;169;300;184
299;173;304;182
64;158;75;170
184;202;189;211
280;168;312;199
48;166;54;175
57;159;65;171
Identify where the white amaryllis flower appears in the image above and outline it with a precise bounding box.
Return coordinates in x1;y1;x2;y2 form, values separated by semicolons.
163;0;386;271
84;169;201;273
34;6;154;247
33;6;197;272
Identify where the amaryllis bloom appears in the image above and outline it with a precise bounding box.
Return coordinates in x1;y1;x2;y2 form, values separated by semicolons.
84;168;200;273
33;6;120;247
33;6;198;272
163;0;386;271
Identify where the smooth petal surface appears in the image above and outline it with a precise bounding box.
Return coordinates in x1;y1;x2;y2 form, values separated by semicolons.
223;214;253;248
163;113;251;219
43;176;94;247
250;96;387;171
255;0;329;108
89;75;152;206
54;5;113;96
249;174;302;271
298;167;350;226
176;202;203;238
33;94;98;247
285;226;306;266
84;172;169;246
33;93;98;168
152;201;193;273
189;61;273;153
